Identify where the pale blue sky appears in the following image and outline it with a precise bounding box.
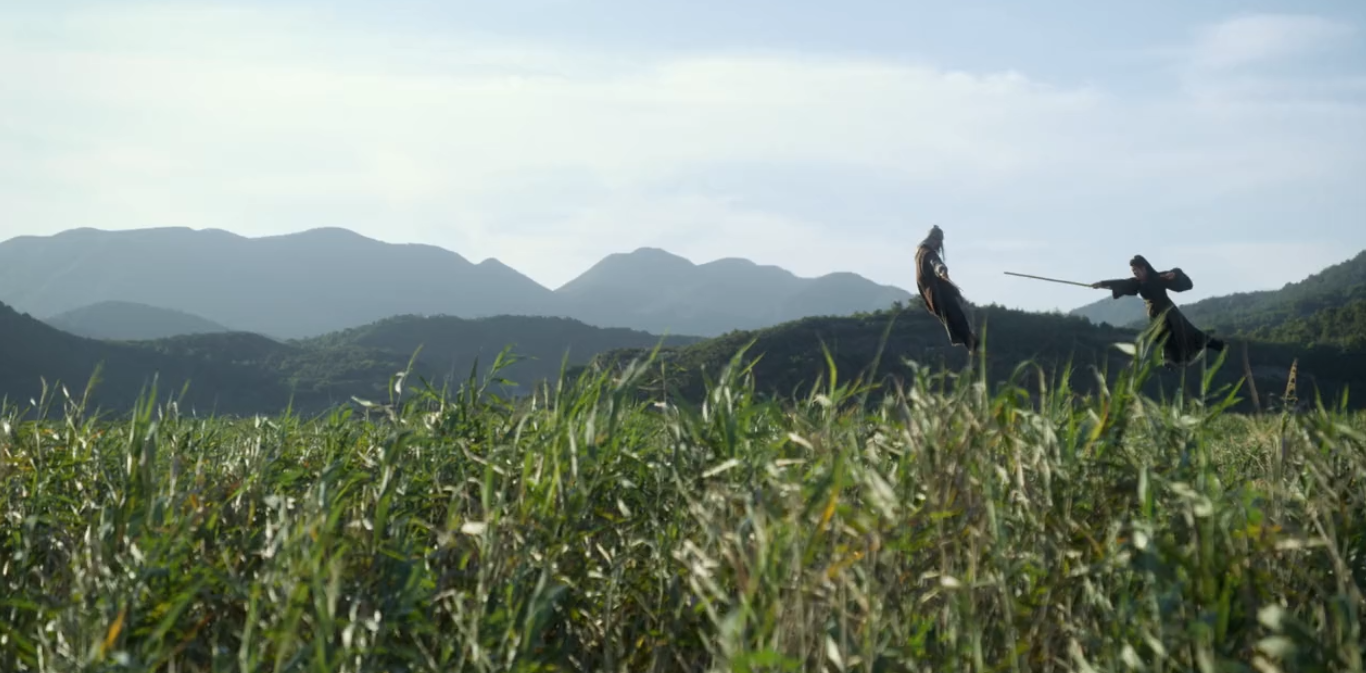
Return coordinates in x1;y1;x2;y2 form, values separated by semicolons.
1;1;1364;312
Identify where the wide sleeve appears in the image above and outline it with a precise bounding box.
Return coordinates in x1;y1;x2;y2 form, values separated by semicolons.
1159;268;1193;292
1096;277;1140;298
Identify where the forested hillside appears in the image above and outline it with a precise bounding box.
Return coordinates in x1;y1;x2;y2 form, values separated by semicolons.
7;243;1365;420
1181;250;1366;344
1249;297;1366;350
295;314;704;392
0;303;304;415
1069;249;1366;350
580;304;1366;412
0;305;702;416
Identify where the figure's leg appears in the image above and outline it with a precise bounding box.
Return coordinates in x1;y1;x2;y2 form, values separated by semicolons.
1161;309;1200;367
1165;334;1191;368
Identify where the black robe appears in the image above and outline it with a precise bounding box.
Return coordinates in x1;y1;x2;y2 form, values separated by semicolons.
1096;263;1225;367
914;241;978;353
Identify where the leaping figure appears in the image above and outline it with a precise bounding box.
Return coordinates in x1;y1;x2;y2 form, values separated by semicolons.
1091;254;1226;368
914;225;979;354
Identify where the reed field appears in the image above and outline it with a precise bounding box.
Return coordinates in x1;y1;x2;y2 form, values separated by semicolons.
2;340;1364;672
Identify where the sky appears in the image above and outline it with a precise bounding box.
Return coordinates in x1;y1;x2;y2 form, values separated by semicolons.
1;0;1364;313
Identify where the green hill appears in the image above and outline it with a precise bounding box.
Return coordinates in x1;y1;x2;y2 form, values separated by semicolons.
0;303;304;415
8;288;1362;421
577;303;1366;412
0;305;705;417
295;313;706;392
135;331;412;408
1249;296;1366;350
1069;249;1366;350
44;300;235;341
1181;250;1366;342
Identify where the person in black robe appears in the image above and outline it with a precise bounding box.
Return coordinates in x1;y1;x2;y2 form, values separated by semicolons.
1091;254;1225;368
914;225;978;353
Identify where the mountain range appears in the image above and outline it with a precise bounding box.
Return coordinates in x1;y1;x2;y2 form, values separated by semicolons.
2;236;1364;416
0;227;913;340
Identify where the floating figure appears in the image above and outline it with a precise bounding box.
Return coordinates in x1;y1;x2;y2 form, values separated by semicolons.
914;225;978;353
1091;255;1225;368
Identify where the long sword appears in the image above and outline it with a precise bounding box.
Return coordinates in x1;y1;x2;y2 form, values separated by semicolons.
1003;271;1094;288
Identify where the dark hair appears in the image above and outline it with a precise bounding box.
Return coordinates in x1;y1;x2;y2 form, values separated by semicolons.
1129;255;1155;274
923;222;945;259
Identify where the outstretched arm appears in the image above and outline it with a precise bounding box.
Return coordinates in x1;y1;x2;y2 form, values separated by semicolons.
1091;277;1140;298
1158;267;1193;292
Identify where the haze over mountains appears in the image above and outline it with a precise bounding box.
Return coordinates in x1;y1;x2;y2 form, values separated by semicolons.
0;227;913;340
1;227;1364;416
45;301;234;341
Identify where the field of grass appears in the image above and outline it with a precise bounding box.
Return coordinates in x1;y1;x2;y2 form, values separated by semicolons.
2;338;1365;672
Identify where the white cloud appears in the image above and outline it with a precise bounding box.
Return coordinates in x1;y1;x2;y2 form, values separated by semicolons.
1165;13;1364;106
0;3;1363;312
1186;14;1356;71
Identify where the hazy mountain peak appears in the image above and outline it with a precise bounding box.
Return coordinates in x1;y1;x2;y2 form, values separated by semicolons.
281;226;374;240
701;257;758;269
44;300;235;341
549;244;914;335
628;246;688;258
0;226;554;338
2;226;919;339
613;247;695;268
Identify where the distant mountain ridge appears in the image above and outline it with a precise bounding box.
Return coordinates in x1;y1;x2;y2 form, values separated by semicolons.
556;247;913;336
0;227;913;339
44;300;234;341
0;300;707;415
0;226;561;340
1069;295;1147;328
